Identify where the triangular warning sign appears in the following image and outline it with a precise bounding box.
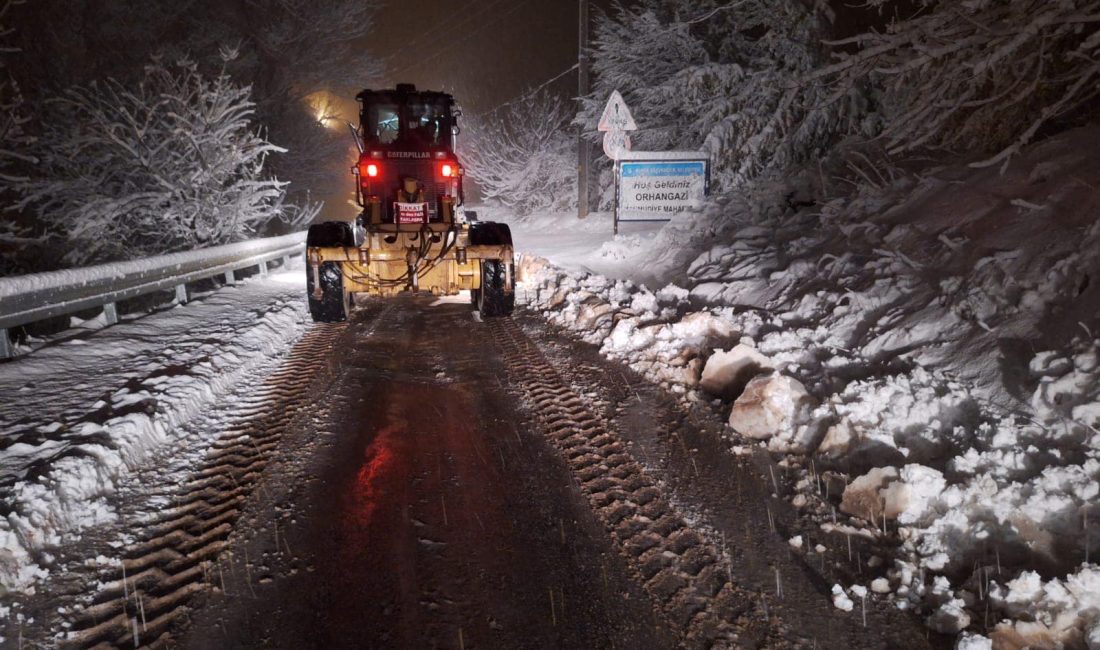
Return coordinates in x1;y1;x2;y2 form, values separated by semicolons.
597;90;637;132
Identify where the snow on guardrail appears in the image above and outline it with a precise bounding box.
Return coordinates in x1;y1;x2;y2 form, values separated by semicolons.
0;232;306;359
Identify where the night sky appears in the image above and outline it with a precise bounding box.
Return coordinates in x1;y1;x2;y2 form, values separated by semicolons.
369;0;617;116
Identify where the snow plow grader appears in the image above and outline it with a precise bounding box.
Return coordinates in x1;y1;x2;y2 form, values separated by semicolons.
305;84;515;322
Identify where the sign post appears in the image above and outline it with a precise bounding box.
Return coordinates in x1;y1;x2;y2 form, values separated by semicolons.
615;153;709;233
598;91;709;235
598;90;637;162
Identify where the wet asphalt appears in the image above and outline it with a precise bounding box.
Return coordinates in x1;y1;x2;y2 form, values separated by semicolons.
177;296;673;649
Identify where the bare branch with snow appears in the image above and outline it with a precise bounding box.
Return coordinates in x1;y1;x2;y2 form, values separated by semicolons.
10;59;291;266
465;91;578;216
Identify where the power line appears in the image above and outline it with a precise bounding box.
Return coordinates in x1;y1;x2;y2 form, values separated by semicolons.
468;64;579;119
387;0;539;80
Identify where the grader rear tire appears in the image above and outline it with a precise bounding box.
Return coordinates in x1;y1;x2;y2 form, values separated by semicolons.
306;222;353;323
476;259;514;318
307;262;347;323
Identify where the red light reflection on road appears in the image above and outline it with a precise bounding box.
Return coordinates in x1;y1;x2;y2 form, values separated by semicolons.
350;426;397;527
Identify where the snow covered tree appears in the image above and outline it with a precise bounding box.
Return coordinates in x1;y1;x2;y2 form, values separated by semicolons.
0;0;29;180
580;0;1098;204
819;0;1100;169
8;0;383;225
11;58;289;266
0;0;38;273
465;91;578;216
192;0;384;214
579;0;864;193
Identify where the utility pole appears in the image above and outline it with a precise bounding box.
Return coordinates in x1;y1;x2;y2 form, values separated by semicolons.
577;0;590;219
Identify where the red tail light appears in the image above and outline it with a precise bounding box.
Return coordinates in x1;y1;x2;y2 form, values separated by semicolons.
441;163;454;178
358;160;380;179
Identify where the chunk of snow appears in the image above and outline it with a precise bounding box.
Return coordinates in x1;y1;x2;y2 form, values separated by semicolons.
699;343;772;399
955;633;992;650
928;598;971;634
840;467;899;522
655;283;689;304
817;418;853;457
727;374;815;450
840;465;946;525
831;584;854;611
988;566;1100;647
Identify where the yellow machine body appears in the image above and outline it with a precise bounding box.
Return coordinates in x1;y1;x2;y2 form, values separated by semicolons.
307;221;514;299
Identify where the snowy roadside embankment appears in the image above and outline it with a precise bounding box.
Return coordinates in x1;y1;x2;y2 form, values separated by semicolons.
0;269;309;594
507;126;1100;647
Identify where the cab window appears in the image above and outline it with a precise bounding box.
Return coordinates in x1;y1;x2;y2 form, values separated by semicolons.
367;103;400;145
406;102;450;147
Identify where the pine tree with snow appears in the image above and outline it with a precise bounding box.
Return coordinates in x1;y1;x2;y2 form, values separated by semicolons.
819;0;1100;169
579;0;863;194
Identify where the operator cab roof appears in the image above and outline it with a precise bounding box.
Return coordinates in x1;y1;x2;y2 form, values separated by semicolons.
355;84;455;107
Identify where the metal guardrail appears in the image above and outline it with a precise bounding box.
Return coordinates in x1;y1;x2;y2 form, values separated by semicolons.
0;232;307;360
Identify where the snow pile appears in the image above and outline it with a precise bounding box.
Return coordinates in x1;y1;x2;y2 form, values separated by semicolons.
814;369;977;465
988;568;1100;648
524;264;735;393
1030;336;1100;432
507;125;1100;644
0;271;308;594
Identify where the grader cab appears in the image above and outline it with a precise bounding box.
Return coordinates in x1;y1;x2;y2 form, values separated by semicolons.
305;84;515;322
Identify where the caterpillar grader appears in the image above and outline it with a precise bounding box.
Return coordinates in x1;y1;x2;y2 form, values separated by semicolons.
305;84;515;322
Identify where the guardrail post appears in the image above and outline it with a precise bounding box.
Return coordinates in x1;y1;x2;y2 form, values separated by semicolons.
283;254;293;269
224;270;235;286
0;329;12;360
258;260;269;277
103;302;119;326
175;284;189;305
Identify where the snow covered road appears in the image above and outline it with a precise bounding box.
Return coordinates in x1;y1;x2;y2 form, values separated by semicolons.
177;297;681;649
0;266;309;595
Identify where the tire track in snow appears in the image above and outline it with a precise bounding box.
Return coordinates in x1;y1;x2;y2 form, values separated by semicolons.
62;323;348;648
489;317;786;649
